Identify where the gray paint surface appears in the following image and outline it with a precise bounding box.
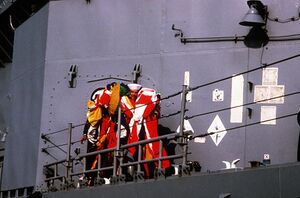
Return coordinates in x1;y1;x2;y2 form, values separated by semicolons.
1;0;300;192
42;163;300;198
1;4;49;190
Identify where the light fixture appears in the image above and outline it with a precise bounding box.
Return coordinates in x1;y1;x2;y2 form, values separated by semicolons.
239;0;267;27
239;1;269;48
243;26;269;48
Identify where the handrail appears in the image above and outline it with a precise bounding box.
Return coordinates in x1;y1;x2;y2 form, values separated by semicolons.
121;133;178;149
78;147;116;158
121;154;184;167
43;82;190;190
43;132;183;186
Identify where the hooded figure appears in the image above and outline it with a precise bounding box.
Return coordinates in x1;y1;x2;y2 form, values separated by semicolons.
81;88;113;184
121;84;170;177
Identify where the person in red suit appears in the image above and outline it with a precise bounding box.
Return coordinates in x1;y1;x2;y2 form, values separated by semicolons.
121;83;170;178
80;88;114;184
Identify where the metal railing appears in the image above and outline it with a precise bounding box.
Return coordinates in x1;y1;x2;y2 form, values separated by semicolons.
43;122;189;190
0;186;34;198
43;84;191;191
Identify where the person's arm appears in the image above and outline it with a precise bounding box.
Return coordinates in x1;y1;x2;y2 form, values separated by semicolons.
81;120;90;143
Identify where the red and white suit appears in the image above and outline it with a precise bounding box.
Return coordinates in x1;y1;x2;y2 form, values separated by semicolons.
121;87;170;170
94;89;117;149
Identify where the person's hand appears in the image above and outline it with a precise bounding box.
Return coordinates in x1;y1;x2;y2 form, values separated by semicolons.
80;134;87;144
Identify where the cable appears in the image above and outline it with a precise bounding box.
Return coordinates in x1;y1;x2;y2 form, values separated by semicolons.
43;143;67;150
43;122;86;138
45;52;300;137
160;110;182;119
44;128;69;136
87;76;132;83
0;45;12;62
269;37;300;41
160;90;182;101
41;134;67;154
190;52;300;92
43;139;82;150
270;33;300;38
72;123;86;128
68;51;300;126
191;112;298;139
44;92;299;151
0;29;13;47
186;91;300;120
267;5;300;24
42;148;59;161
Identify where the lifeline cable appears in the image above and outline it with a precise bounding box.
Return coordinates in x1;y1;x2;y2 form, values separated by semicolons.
190;53;300;92
111;52;300;114
43;123;86;137
42;139;81;150
105;90;300;132
45;52;300;136
44;90;299;149
41;134;67;154
186;91;300;120
191;112;298;139
160;110;182;119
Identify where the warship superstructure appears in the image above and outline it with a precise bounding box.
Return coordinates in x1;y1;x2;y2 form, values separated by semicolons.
1;0;300;197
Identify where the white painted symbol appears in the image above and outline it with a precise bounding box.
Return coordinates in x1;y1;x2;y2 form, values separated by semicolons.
261;106;276;125
212;89;224;102
230;75;244;123
208;115;227;146
222;159;240;169
264;154;270;160
254;68;285;104
177;119;194;136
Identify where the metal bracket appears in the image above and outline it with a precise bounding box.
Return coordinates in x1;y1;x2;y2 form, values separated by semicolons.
68;65;78;88
171;24;183;38
133;171;145;181
132;64;142;83
110;175;126;185
248;81;254;92
178;164;190;177
247;108;253;119
154;168;166;179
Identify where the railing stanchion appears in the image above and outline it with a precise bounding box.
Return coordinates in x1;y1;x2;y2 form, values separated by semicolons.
113;106;123;178
158;140;163;169
137;144;142;173
179;84;189;174
66;123;72;180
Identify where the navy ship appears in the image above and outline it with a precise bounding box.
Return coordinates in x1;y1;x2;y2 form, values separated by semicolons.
1;0;300;197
